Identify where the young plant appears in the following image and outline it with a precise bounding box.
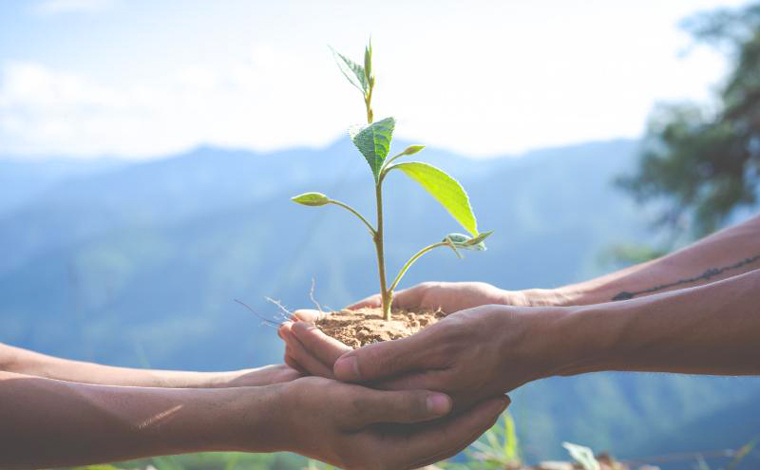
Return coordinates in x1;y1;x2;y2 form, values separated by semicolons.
292;39;492;321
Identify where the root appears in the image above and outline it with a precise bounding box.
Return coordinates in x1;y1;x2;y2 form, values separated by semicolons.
234;299;283;328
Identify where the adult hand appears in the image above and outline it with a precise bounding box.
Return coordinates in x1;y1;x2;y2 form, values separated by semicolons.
284;305;564;410
350;281;529;313
278;376;510;470
280;309;350;378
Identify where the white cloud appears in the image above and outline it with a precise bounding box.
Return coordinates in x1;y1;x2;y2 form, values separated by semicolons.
0;49;353;157
1;0;740;159
32;0;116;15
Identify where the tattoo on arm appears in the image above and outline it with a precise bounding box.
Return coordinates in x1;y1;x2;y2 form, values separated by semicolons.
611;253;760;301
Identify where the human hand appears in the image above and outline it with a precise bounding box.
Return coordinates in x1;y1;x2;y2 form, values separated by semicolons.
283;305;564;410
349;281;528;313
277;376;510;470
278;281;524;377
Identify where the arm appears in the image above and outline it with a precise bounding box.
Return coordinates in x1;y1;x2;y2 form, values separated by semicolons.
346;213;760;312
285;269;760;409
0;371;508;470
549;213;760;305
0;342;298;388
552;267;760;376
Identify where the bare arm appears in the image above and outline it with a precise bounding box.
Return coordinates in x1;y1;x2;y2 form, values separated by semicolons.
0;370;505;470
285;269;760;411
0;343;298;388
552;267;760;376
0;370;279;469
541;214;760;305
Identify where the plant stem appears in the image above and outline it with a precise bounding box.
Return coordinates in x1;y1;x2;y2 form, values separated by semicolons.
364;88;373;124
374;183;392;321
388;242;452;293
327;200;375;235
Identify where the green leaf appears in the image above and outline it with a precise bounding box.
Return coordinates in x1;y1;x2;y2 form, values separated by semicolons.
291;192;330;206
393;162;478;236
562;442;600;470
350;117;396;182
443;232;488;251
330;46;368;94
364;39;373;83
400;145;425;156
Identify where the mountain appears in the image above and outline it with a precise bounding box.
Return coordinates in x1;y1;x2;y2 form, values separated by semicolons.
0;139;758;466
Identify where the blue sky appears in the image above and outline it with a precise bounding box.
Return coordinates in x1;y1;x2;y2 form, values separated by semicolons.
0;0;751;159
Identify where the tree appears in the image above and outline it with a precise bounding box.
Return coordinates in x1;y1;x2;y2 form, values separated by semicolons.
619;2;760;238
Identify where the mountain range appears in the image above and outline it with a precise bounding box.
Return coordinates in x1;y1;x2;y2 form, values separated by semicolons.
1;139;758;467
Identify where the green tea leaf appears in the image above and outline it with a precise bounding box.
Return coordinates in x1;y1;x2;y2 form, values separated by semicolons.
291;192;330;206
350;117;396;182
393;162;478;236
330;46;368;94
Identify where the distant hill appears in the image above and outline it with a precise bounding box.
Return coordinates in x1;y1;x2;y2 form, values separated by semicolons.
0;139;758;465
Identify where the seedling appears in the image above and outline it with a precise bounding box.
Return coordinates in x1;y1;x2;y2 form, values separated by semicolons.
292;39;492;321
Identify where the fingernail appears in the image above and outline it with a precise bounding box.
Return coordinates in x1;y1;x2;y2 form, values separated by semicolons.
427;394;452;416
499;396;511;413
334;355;360;381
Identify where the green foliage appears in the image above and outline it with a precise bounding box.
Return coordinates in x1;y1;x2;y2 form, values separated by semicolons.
292;39;489;319
99;452;305;470
390;161;479;236
618;2;760;238
444;231;492;251
562;442;601;470
441;411;521;469
329;47;368;95
291;192;330;206
349;117;396;182
727;436;760;470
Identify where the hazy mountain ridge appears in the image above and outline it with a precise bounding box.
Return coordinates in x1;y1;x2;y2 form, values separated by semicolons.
1;139;758;465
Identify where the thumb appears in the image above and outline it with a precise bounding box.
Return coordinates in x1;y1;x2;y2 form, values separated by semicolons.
346;285;419;310
346;294;382;310
346;388;453;428
334;334;425;382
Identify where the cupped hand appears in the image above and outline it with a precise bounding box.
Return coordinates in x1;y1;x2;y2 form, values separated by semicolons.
284;305;563;410
350;281;527;313
280;376;510;470
280;309;350;378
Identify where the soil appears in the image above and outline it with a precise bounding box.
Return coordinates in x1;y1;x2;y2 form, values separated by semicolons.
316;306;446;348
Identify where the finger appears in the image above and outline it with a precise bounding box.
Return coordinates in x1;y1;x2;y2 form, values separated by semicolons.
395;395;510;470
346;293;382;310
374;369;445;392
344;388;453;428
284;353;308;375
386;285;427;310
281;327;336;378
333;333;431;382
292;309;323;322
292;321;352;367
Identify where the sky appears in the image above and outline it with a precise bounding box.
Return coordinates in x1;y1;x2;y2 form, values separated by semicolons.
0;0;751;159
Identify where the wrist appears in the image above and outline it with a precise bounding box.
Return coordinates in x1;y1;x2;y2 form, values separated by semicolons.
512;287;579;307
221;384;287;453
543;303;626;377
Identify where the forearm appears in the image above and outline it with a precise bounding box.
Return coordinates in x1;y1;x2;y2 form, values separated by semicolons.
0;371;282;469
0;343;261;388
528;214;760;306
545;269;760;377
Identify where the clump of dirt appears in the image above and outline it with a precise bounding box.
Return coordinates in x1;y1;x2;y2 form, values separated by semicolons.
316;306;445;348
